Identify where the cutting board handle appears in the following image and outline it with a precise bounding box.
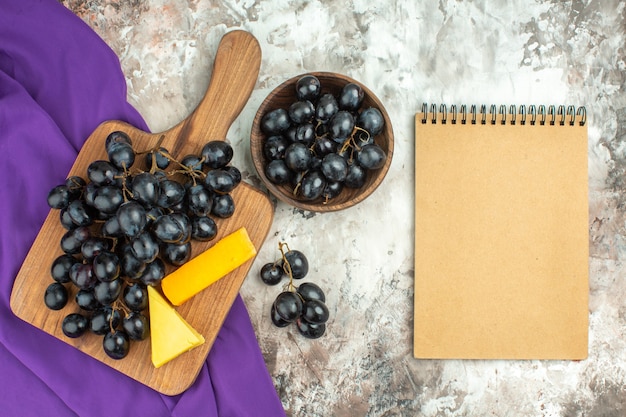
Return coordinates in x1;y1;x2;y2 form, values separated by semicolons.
173;30;262;148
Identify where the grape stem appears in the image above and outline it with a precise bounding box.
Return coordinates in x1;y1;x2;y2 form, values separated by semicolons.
168;160;206;186
119;167;134;202
339;126;369;156
136;133;166;156
112;298;131;322
291;175;304;197
109;299;128;334
115;135;170;200
134;134;212;186
106;236;118;252
146;135;166;174
278;241;296;292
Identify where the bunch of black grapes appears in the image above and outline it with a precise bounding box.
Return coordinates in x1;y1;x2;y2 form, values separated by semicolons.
261;74;387;202
260;242;329;339
44;131;241;359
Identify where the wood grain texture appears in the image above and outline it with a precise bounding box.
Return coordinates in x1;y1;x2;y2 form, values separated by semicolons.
9;30;273;395
250;72;394;212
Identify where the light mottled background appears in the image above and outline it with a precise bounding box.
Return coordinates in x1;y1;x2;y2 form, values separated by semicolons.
61;1;626;416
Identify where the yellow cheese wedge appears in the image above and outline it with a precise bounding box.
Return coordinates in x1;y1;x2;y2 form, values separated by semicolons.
161;227;257;306
147;285;205;368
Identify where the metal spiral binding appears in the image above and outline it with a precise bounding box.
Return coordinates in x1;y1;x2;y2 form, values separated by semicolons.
421;103;587;126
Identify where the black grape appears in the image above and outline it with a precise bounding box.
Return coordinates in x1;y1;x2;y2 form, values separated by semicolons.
81;237;111;261
138;258;166;286
119;243;147;280
191;215;217;241
224;166;241;186
263;135;289;160
67;199;94;227
92;185;124;215
117;201;147;239
338;82;364;111
284;250;309;279
265;160;293;185
328;111;355;141
357;107;385;136
65;176;86;198
211;193;235;218
315;93;339;122
75;289;101;312
122;312;149;341
302;299;329;324
179;155;203;175
357;144;387;170
92;251;120;282
270;303;291;328
161;242;191;266
123;283;148;311
103;330;130;359
205;169;237;194
51;254;79;284
273;291;303;323
47;185;71;209
69;263;97;290
288;100;315;124
297;282;326;303
90;307;121;335
44;282;68;310
130;172;160;208
130;231;159;263
295;74;321;102
201;141;233;169
62;313;89;338
152;214;187;244
284;143;312;172
87;160;120;186
145;146;170;170
344;163;367;188
321;153;348;182
261;108;290;134
296;318;326;339
157;179;185;209
298;170;326;201
93;279;122;305
260;263;283;286
187;184;213;217
105;131;132;150
322;181;344;200
107;141;135;170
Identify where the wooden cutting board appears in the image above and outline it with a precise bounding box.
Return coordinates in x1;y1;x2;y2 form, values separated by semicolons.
10;30;274;395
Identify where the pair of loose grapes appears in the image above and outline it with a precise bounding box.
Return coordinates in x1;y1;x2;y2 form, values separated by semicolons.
260;74;387;202
44;131;241;359
260;243;329;339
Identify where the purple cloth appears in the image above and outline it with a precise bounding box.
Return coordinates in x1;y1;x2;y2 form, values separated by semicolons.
0;1;284;416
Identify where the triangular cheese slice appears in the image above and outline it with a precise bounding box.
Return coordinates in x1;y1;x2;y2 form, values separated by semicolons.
147;285;205;368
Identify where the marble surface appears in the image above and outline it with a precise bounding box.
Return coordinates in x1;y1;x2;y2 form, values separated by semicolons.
62;0;626;416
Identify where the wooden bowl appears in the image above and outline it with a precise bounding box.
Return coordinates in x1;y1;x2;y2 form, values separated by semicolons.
250;72;394;212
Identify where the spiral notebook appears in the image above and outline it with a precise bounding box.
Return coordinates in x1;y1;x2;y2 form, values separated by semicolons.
413;104;589;360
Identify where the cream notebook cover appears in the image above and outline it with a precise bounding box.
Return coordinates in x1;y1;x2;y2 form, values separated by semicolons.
413;104;589;360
